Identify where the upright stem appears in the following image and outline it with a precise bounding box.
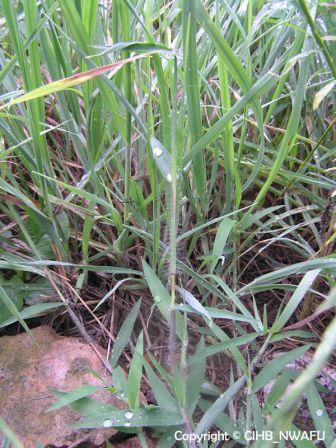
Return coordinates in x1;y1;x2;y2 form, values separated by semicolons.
168;57;179;370
119;0;132;241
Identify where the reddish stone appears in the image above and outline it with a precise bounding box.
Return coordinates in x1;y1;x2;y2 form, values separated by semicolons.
0;326;126;447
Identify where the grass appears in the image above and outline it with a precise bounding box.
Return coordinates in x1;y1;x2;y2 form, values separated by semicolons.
0;0;335;447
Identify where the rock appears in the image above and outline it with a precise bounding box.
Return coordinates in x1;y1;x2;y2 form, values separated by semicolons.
0;326;126;447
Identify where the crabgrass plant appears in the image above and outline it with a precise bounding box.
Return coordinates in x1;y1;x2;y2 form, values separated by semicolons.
0;0;336;447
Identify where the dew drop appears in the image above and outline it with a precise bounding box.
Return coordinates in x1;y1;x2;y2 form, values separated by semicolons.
125;422;131;427
166;173;172;183
124;411;134;420
154;296;162;303
153;146;163;157
316;409;323;417
102;419;113;428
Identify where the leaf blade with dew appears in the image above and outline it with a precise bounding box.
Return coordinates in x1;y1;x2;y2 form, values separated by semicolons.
196;376;247;434
72;406;183;429
110;300;141;368
263;370;294;414
176;287;212;321
150;137;173;182
306;384;334;446
258;303;336;445
142;259;183;339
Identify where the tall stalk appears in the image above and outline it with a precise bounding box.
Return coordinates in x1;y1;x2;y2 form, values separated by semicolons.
118;0;132;238
168;58;179;370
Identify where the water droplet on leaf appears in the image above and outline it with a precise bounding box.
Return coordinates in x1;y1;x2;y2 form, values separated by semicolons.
124;411;133;420
166;173;172;183
125;422;131;427
102;419;113;428
153;146;163;157
316;409;323;417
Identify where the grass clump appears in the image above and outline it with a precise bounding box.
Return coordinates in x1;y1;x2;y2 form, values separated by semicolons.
0;0;336;447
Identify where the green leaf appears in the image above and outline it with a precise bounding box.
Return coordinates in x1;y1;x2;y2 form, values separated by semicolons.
252;345;311;393
183;0;206;208
127;332;143;409
0;418;24;448
0;178;48;220
263;370;293;414
142;259;183;339
306;384;334;446
176;303;259;325
0;275;24;323
196;376;247;434
186;337;206;414
177;287;211;321
110;300;141;368
313;80;336;111
51;390;117;417
270;270;320;334
2;56;161;110
0;284;31;335
0;302;63;329
194;0;262;124
48;385;101;411
72;406;183;429
251;393;264;432
150;137;173;182
208;275;260;329
144;361;179;413
210;218;235;272
200;333;259;360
